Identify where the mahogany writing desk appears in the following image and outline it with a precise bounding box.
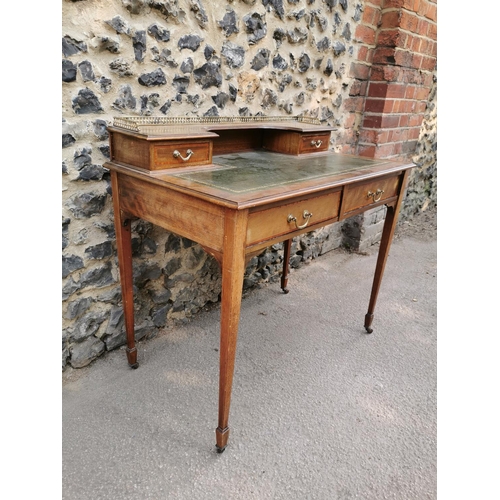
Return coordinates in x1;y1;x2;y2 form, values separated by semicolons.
104;116;414;453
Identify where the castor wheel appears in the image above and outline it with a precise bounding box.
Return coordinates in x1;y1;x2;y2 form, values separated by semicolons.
282;287;289;294
364;326;373;334
216;445;226;454
129;362;139;369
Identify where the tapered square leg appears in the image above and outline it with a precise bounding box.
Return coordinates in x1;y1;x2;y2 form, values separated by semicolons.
111;171;138;369
364;170;409;333
281;238;292;293
215;209;248;452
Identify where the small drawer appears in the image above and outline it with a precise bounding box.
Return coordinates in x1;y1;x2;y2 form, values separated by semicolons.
342;174;401;214
298;133;330;154
151;140;212;169
247;190;341;246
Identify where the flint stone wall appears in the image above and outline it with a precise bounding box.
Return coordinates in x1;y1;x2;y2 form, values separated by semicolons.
62;0;437;369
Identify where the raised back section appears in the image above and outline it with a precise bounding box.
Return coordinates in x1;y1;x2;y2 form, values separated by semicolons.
108;116;336;173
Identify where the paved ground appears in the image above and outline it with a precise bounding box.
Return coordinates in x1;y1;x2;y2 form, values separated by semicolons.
62;209;437;500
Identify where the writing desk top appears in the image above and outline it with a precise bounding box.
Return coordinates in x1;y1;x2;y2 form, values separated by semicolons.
109;150;413;210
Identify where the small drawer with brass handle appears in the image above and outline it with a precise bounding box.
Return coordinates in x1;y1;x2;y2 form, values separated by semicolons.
342;175;401;215
299;133;330;154
151;140;212;169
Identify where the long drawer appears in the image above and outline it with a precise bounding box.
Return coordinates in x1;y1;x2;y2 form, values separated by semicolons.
247;190;342;246
342;174;401;216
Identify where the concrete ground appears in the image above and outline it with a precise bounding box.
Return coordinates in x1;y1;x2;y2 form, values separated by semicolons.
62;211;437;500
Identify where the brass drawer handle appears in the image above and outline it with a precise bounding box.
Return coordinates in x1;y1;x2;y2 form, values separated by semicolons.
367;189;384;202
173;149;194;161
310;140;323;148
287;210;313;230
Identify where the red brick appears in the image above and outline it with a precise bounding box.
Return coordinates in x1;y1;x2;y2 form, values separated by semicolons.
411;53;423;68
420;55;436;71
405;85;416;99
377;29;403;47
424;2;437;21
349;62;371;80
380;10;402;29
422;72;434;87
383;0;405;8
355;24;377;45
412;0;422;13
373;46;397;65
391;99;401;113
362;114;383;128
405;100;418;113
415;86;430;100
371;65;401;82
389;128;407;142
358;144;377;158
367;0;384;7
365;98;395;113
393;142;404;156
389;84;406;98
399;100;413;113
401;67;424;84
408;127;421;140
380;114;400;128
341;143;356;155
397;99;411;113
377;130;391;143
416;101;427;113
365;47;375;63
368;82;389;97
358;129;379;144
357;45;368;62
417;18;430;37
349;80;368;96
430;40;437;57
394;49;414;67
408;113;424;127
399;115;409;127
362;5;380;25
374;143;398;158
400;11;419;32
419;38;432;55
409;35;422;52
344;96;365;113
427;21;437;40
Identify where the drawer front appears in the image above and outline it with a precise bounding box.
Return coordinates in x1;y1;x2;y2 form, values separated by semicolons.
299;133;330;154
247;190;341;245
342;174;401;214
151;140;212;169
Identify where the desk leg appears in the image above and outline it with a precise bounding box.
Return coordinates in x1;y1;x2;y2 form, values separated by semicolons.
364;170;409;333
216;209;247;453
111;172;138;369
281;238;292;293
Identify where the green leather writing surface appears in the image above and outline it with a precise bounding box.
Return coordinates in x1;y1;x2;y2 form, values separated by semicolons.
173;151;392;193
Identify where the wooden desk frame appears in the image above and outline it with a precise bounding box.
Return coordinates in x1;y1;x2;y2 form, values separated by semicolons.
105;116;414;453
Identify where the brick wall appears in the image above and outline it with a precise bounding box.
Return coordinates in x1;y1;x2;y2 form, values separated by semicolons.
343;0;437;159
